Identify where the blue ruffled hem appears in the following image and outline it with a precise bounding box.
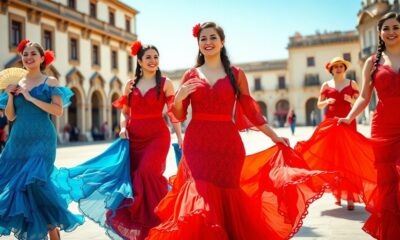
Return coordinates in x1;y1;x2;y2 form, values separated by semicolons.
52;138;134;239
0;157;84;240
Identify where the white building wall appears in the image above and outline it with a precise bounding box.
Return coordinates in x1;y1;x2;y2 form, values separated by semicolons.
0;14;12;67
77;0;90;15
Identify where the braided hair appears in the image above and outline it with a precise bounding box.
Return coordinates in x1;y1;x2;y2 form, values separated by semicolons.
370;12;400;81
128;45;162;105
195;22;239;96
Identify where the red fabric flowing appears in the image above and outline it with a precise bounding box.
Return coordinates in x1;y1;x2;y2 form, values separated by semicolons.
109;78;175;240
295;119;377;204
361;57;400;240
147;67;334;240
112;95;128;109
148;145;334;240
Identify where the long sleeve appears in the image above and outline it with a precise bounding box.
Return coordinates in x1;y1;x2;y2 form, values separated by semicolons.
166;95;180;123
233;66;267;130
112;95;128;109
171;70;192;122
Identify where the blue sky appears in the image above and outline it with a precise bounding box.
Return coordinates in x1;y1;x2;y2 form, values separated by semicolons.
122;0;361;70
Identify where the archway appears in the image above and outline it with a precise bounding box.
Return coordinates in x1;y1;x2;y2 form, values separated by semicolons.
111;92;121;137
91;91;102;131
275;100;289;127
305;98;321;126
257;101;268;120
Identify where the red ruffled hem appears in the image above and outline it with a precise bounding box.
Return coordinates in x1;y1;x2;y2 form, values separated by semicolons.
294;118;377;204
148;145;335;240
363;212;400;240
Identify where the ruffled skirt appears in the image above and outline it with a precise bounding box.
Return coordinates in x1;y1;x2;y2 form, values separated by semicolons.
147;144;335;240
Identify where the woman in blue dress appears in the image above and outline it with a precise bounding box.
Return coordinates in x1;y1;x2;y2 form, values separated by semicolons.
0;40;83;240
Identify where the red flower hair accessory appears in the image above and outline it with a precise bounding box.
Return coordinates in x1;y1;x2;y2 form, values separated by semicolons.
325;62;331;71
44;50;55;66
17;39;31;53
131;41;142;56
192;23;201;38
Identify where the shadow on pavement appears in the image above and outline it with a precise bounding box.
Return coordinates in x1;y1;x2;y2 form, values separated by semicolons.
321;206;370;221
294;226;324;237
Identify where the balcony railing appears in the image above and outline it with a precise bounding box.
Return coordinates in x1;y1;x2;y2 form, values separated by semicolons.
304;74;320;87
28;0;137;42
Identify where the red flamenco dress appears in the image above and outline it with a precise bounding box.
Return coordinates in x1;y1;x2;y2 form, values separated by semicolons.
362;58;400;239
111;77;177;240
296;80;367;205
147;67;335;240
323;80;358;129
294;118;377;207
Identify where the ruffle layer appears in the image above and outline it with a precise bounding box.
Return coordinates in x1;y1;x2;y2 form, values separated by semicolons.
0;156;83;240
295;118;377;204
52;139;133;239
148;145;335;240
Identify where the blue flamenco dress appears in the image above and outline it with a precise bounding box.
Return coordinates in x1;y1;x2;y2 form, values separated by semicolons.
54;138;133;240
0;81;84;240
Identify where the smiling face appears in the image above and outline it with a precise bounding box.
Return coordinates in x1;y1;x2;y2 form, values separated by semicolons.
330;62;347;76
138;48;159;73
198;27;224;57
379;17;400;47
21;45;44;70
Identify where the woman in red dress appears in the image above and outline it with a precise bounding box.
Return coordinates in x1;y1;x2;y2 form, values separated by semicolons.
339;12;400;239
147;22;335;240
318;57;359;129
308;57;360;210
111;41;182;240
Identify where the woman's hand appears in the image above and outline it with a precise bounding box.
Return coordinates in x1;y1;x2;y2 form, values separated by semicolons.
343;94;354;104
15;86;33;102
5;84;18;96
177;136;183;149
119;127;129;139
175;78;202;103
271;136;290;147
337;117;352;125
326;98;336;105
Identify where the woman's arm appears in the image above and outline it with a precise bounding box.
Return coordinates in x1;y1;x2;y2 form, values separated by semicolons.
173;71;202;120
119;80;132;139
16;77;63;116
317;83;334;109
164;79;183;147
236;69;289;146
4;84;18;121
339;57;374;124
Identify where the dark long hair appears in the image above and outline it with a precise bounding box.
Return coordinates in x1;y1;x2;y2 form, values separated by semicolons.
195;22;239;96
128;45;162;105
21;42;47;72
371;12;400;80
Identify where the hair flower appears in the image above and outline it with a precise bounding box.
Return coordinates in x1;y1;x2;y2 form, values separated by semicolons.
17;39;31;53
192;23;201;38
44;50;55;66
131;41;142;56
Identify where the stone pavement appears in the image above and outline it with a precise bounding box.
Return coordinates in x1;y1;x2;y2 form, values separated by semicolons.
2;125;374;239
